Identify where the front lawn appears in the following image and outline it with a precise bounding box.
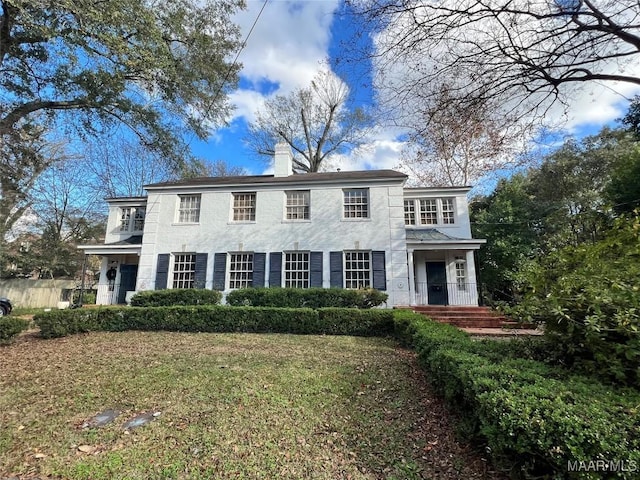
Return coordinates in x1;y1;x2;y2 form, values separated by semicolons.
0;332;500;479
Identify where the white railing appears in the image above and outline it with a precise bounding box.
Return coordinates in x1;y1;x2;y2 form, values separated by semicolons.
96;283;121;305
414;282;479;306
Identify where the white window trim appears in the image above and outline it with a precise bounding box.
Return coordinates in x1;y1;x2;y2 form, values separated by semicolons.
227;252;254;289
283;251;310;288
176;194;201;224
342;188;371;221
283;190;311;222
171;252;197;289
343;250;372;289
230;192;257;223
118;206;146;233
404;197;456;226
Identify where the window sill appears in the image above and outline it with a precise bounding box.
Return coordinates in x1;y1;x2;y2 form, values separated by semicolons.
171;222;200;226
281;219;312;224
341;218;372;222
227;221;257;225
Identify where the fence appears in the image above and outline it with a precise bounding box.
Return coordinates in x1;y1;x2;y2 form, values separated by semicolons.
414;282;480;306
0;278;77;308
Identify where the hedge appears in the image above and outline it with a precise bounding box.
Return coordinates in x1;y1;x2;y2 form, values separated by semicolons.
130;289;222;307
34;305;395;339
392;310;640;479
0;317;30;343
225;287;388;309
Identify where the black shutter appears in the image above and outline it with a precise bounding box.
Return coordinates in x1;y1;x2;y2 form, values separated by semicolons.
372;251;386;291
253;253;266;287
212;253;226;291
155;254;170;290
330;251;343;288
269;252;282;287
194;253;208;289
310;251;323;287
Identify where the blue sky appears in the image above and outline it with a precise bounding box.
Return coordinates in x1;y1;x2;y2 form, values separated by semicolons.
189;0;640;177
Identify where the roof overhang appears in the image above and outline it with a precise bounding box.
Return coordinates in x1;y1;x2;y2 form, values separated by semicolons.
407;239;486;251
78;244;142;256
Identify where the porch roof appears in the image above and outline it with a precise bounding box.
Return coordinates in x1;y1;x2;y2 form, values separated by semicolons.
406;228;486;250
78;235;142;256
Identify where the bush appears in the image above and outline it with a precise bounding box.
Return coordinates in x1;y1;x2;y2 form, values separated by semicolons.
226;287;388;309
34;305;393;339
0;317;30;343
72;290;97;305
393;310;640;479
130;289;222;307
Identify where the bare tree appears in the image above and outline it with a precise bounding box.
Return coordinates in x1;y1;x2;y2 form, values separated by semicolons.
354;0;640;125
399;85;528;186
246;70;371;172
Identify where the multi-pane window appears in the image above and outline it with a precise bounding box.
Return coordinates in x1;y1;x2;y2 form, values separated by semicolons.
404;200;416;225
442;198;455;224
119;207;145;232
343;188;369;218
233;193;256;222
173;254;196;289
404;198;456;225
178;195;201;223
120;208;132;232
344;251;371;289
133;208;146;231
455;256;467;291
286;191;310;220
284;252;309;288
229;253;253;289
419;199;438;225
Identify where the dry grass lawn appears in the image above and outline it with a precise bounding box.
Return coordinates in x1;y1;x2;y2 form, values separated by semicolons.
0;331;504;479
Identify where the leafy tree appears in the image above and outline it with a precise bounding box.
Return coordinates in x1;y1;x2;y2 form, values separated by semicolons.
605;145;640;215
0;0;243;249
246;70;371;172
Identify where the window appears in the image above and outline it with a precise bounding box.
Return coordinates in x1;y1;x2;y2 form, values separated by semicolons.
119;208;132;232
133;208;146;231
233;193;256;222
178;195;201;223
420;199;438;225
284;252;309;288
343;188;369;218
344;251;371;289
119;207;145;232
404;198;456;226
173;254;196;289
404;200;416;225
455;256;467;291
229;253;253;289
286;191;310;220
442;198;455;224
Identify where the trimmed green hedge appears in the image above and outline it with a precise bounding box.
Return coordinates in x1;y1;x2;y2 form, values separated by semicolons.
0;317;30;343
225;287;388;309
34;306;394;339
393;310;640;479
130;289;222;307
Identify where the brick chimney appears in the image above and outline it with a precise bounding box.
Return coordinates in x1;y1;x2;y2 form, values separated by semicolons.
274;142;293;177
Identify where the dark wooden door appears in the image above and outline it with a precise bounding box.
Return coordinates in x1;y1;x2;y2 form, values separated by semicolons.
426;262;448;305
118;264;138;304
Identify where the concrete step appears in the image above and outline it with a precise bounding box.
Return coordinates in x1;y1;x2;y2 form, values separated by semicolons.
405;305;534;330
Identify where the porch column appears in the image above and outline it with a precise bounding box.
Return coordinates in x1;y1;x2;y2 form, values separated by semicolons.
407;249;416;306
465;250;480;306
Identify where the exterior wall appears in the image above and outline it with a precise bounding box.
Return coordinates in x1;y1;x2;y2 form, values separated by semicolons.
136;182;410;306
403;188;473;239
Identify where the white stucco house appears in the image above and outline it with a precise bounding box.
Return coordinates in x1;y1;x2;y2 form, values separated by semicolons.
79;144;486;307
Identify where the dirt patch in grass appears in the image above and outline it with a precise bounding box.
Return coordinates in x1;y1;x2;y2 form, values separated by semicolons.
0;332;504;479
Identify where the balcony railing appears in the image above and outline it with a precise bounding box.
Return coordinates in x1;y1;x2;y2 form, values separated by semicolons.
414;282;479;306
96;283;121;305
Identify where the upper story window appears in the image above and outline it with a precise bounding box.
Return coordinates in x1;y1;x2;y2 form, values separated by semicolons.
233;192;256;222
173;253;196;289
285;190;310;220
404;198;456;226
178;194;201;223
343;188;369;219
119;207;145;232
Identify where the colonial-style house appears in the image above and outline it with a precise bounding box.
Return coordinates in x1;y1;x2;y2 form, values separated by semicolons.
79;144;485;307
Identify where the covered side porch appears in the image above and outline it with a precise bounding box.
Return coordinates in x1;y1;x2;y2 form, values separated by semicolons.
406;229;485;306
78;236;141;305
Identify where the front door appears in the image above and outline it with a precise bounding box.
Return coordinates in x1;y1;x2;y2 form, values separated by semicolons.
117;264;138;304
426;261;448;305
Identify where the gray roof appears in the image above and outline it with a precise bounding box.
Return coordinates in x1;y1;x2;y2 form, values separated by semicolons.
107;235;143;246
145;170;407;189
405;228;465;242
